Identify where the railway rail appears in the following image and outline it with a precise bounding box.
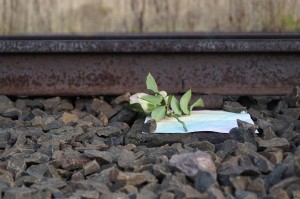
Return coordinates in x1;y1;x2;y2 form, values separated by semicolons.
0;33;300;97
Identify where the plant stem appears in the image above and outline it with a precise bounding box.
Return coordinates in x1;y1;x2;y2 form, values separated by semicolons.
173;115;188;132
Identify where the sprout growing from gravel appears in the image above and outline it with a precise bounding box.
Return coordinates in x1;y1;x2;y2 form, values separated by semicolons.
129;73;204;132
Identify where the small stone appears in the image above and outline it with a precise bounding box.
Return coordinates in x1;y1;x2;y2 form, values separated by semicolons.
118;150;136;169
83;150;113;164
71;172;85;181
257;117;290;136
170;151;216;178
52;150;90;170
207;186;226;199
292;190;300;199
152;164;170;180
248;150;275;173
237;119;258;132
216;139;240;155
234;142;257;155
229;176;251;191
75;142;109;152
1;108;22;118
14;132;27;147
14;176;39;187
0;129;11;142
282;130;298;142
0;95;14;113
7;153;27;177
91;98;116;118
25;99;43;109
43;116;64;130
19;127;44;138
188;141;215;152
31;109;47;118
223;101;247;113
281;108;300;120
42;97;60;112
268;151;284;164
110;109;137;124
0;172;14;188
120;185;138;194
45;164;61;179
265;164;287;190
116;172;148;186
95;126;123;137
75;98;93;112
258;138;290;151
160;191;175;199
0;116;15;128
26;163;48;178
15;99;26;109
262;127;277;140
182;185;207;199
71;190;100;199
3;187;37;199
113;92;131;105
273;100;289;114
246;177;266;196
118;143;136;151
270;189;289;199
57;100;73;112
141;119;157;133
69;180;111;195
229;127;256;146
108;136;125;146
83;160;100;176
194;170;217;192
109;122;130;134
60;112;80;125
248;108;263;119
76;121;93;133
235;190;258;199
31;116;44;127
83;114;106;127
269;177;300;195
218;155;260;186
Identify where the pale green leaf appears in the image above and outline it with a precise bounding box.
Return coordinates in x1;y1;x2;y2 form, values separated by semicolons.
140;95;163;105
146;73;158;93
190;98;204;112
180;89;192;115
170;96;182;115
151;106;166;121
159;91;167;98
127;103;144;113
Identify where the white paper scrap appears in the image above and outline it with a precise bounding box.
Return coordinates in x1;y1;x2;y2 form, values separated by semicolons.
145;110;255;134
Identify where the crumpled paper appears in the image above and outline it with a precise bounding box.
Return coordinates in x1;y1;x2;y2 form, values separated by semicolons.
145;110;255;134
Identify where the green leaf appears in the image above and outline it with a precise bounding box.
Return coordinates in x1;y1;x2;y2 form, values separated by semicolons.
127;103;145;113
170;96;182;115
140;95;163;105
146;103;157;112
180;89;192;115
151;106;166;121
158;91;167;98
190;98;204;112
146;73;158;93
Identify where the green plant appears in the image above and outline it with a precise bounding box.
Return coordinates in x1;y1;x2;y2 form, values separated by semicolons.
129;73;204;132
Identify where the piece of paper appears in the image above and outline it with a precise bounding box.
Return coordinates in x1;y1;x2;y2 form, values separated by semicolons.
145;110;255;134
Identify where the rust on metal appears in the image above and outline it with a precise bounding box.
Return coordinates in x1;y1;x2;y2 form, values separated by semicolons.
0;34;300;96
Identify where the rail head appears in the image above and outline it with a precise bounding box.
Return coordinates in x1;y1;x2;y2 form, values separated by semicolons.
1;33;300;53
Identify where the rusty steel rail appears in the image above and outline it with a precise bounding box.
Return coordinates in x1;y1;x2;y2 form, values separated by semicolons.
0;33;300;96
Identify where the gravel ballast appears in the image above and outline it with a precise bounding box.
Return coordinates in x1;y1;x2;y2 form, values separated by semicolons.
0;91;300;199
